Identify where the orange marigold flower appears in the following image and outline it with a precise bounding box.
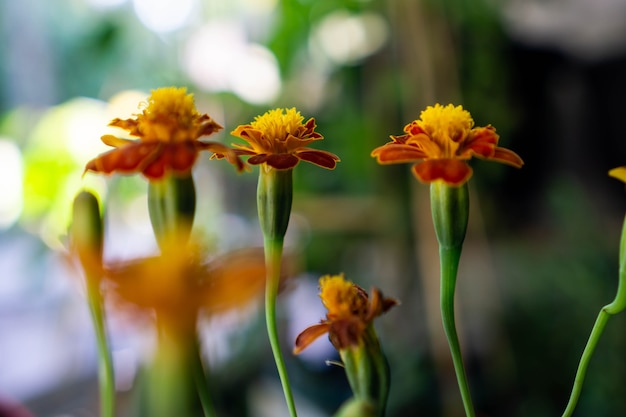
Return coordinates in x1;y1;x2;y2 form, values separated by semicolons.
371;104;524;186
293;274;398;354
225;108;340;170
84;87;244;180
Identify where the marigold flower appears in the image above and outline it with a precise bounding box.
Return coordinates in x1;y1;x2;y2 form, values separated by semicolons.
293;274;398;354
371;104;524;185
84;87;244;180
225;108;340;170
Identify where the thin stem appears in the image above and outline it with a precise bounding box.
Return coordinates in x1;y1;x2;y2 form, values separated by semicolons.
86;277;115;417
561;309;610;417
264;237;298;417
439;245;476;417
188;338;218;417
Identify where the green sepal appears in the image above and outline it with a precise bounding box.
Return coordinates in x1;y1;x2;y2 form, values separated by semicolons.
71;190;104;268
338;326;390;417
257;167;293;240
148;174;196;249
333;397;377;417
430;181;469;249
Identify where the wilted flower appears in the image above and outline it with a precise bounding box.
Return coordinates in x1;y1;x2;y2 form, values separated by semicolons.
294;274;398;354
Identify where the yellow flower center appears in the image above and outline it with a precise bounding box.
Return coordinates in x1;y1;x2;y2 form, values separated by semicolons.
319;274;366;318
136;87;201;142
417;104;474;156
251;108;305;141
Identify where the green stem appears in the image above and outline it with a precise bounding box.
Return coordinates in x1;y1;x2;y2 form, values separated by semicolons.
188;338;218;417
561;310;610;417
264;237;298;417
86;277;115;417
440;245;476;417
561;214;626;416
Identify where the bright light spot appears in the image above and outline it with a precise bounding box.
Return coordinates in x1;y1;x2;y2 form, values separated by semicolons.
311;11;389;66
132;0;196;33
0;140;23;229
231;44;280;104
107;89;149;121
182;21;281;104
65;98;110;164
85;0;127;10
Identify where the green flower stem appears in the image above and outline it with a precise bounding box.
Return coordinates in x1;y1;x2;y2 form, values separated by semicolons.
439;245;475;417
72;191;115;417
430;181;475;417
257;166;298;417
561;214;626;417
189;338;218;417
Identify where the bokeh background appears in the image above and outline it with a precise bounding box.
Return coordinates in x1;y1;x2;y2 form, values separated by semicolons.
2;0;626;416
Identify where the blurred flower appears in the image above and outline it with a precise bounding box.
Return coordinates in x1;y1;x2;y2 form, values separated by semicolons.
371;104;523;185
293;274;397;354
101;236;279;329
225;108;340;170
609;166;626;183
84;87;244;180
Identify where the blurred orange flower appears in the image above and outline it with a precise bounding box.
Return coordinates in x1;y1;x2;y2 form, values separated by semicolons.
225;108;340;170
84;87;244;180
101;237;284;329
371;104;523;185
293;274;397;354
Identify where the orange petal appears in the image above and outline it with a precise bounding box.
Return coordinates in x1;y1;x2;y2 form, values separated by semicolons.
463;126;499;158
371;143;428;163
412;159;472;185
296;149;340;169
262;154;300;170
84;142;161;176
101;135;134;148
490;147;524;168
293;323;330;354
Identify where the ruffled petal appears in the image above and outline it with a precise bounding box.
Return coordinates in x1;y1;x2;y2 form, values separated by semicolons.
296;149;340;169
412;159;473;185
462;126;499;158
293;323;331;354
101;135;134;148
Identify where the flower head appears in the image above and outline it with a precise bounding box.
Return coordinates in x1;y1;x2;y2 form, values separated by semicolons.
225;108;340;170
84;87;244;180
371;104;523;185
293;274;397;354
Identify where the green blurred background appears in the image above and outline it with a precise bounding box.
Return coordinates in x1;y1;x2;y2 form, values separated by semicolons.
2;0;626;416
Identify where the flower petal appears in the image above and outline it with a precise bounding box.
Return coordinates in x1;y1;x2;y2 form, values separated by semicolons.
371;143;428;164
609;166;626;184
263;153;300;170
490;147;524;168
462;126;499;158
84;142;161;176
294;323;331;354
296;149;340;169
412;159;473;185
101;134;134;148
